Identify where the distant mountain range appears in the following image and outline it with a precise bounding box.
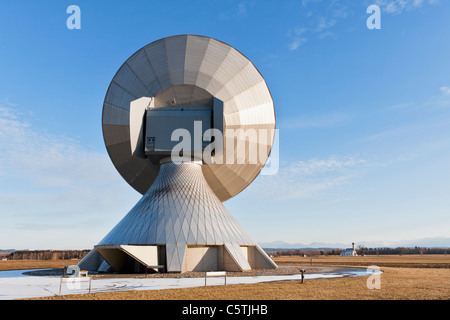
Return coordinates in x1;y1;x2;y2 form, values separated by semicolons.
1;237;449;252
259;237;450;249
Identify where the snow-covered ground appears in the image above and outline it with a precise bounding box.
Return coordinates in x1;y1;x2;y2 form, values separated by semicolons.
0;267;378;300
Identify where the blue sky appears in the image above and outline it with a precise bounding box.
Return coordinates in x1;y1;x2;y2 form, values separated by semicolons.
0;0;449;249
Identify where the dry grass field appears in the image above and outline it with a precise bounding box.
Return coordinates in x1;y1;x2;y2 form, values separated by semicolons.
36;267;448;300
11;254;448;300
275;254;449;268
0;259;81;271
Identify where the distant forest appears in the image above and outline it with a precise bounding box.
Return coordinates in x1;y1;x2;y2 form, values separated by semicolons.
2;247;449;260
5;250;90;260
266;247;449;257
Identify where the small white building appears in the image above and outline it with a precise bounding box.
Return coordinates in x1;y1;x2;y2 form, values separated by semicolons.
340;243;358;256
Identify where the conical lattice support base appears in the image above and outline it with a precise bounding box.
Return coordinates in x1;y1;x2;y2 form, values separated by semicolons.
79;161;277;273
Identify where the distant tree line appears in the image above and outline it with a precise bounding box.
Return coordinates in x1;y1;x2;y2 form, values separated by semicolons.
5;247;449;260
267;249;330;256
356;246;448;255
6;250;90;260
266;247;449;257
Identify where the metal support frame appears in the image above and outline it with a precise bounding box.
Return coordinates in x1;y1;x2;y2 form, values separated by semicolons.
204;271;227;286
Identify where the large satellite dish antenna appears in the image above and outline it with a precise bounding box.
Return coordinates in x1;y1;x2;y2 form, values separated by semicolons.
79;35;277;273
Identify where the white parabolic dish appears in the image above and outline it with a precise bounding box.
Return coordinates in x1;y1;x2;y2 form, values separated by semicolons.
102;34;276;202
79;35;278;273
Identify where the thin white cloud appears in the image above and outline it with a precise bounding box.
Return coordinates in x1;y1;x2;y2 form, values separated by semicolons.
248;156;367;201
235;2;248;17
375;0;439;14
440;86;450;95
0;102;139;248
301;0;323;7
387;86;450;112
0;105;110;187
316;16;336;32
218;0;254;20
288;37;308;51
288;27;308;51
365;87;450;153
424;86;450;109
289;0;439;51
288;0;349;51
